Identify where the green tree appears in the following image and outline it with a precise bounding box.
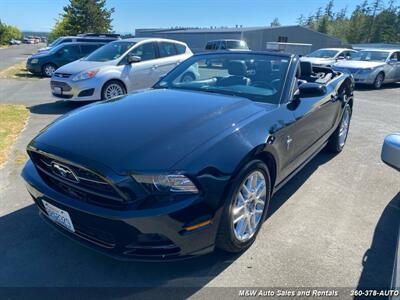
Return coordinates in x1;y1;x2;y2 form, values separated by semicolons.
49;0;114;41
0;19;23;45
270;18;281;27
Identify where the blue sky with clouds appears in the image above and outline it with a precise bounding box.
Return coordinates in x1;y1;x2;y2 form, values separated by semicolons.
0;0;390;33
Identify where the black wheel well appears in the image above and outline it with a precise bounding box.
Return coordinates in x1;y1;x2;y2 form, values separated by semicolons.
377;71;385;79
340;78;353;109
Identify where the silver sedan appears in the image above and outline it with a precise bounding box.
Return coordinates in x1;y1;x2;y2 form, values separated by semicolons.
333;49;400;89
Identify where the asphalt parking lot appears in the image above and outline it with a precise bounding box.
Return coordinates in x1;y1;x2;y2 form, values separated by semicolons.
0;44;399;298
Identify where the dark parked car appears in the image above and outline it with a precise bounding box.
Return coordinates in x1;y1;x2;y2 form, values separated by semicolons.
22;52;354;260
26;42;106;77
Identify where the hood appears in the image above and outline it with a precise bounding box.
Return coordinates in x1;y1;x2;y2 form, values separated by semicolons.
31;89;265;174
38;47;51;52
333;60;385;69
55;59;113;74
301;57;335;65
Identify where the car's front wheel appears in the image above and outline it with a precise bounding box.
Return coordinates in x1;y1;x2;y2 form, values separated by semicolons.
101;80;126;100
42;63;57;77
216;160;271;253
373;72;384;89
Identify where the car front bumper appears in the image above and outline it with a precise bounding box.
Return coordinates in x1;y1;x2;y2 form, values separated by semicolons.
26;62;42;75
50;76;102;101
21;160;221;261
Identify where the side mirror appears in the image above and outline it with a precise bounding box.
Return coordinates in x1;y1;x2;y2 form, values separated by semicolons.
127;54;141;64
298;82;327;97
337;56;345;60
381;134;400;171
388;59;398;65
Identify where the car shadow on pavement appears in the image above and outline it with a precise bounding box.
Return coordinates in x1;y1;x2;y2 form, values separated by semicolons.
356;192;400;290
28;101;90;115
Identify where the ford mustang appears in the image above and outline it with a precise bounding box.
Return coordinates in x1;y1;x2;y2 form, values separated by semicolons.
21;52;354;260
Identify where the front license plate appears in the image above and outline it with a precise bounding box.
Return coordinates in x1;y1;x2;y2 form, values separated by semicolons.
53;87;62;94
42;200;75;232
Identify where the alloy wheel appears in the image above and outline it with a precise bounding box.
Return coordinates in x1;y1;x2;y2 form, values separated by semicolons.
104;83;124;99
44;65;56;77
232;170;266;242
339;105;350;147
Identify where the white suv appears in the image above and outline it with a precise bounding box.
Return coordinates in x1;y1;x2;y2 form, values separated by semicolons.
50;38;194;101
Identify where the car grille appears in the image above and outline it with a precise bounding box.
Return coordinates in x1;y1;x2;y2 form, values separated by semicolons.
28;150;130;209
50;81;72;91
53;72;72;78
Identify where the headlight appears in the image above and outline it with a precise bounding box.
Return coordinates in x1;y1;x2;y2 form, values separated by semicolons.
72;70;98;81
132;174;199;193
30;58;38;64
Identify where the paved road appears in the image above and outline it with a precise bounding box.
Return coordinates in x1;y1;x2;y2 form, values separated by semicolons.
0;76;399;299
0;43;45;70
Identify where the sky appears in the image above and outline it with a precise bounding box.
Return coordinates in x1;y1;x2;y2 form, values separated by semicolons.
0;0;389;33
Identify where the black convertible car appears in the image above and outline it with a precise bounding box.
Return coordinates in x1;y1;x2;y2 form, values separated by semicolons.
22;52;354;260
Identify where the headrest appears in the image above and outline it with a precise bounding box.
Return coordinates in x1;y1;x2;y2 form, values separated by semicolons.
255;61;272;74
228;60;247;76
300;61;313;76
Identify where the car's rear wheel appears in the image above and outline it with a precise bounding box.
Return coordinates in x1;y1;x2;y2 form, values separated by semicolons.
373;72;384;89
216;160;271;253
42;63;57;77
327;102;352;153
101;80;126;100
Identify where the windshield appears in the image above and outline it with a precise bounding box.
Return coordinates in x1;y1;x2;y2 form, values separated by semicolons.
307;49;339;58
49;37;62;47
351;50;389;62
155;53;289;105
84;41;135;62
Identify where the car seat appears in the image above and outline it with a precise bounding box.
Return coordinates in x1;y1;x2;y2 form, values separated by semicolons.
218;61;250;86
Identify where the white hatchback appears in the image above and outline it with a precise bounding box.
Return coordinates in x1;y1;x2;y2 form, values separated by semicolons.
50;38;194;101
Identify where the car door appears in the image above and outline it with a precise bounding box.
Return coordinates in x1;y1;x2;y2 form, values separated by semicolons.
286;75;341;172
155;42;182;76
391;52;400;80
55;44;81;66
122;42;159;91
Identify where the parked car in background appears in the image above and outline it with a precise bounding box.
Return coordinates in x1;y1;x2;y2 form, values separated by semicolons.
301;48;357;67
333;49;400;89
38;35;120;52
9;39;22;45
205;39;249;51
205;39;250;67
23;37;35;44
22;51;354;260
27;42;107;77
50;38;193;101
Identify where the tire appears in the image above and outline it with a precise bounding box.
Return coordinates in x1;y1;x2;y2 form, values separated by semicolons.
373;72;384;89
101;80;126;100
42;63;57;77
216;160;271;253
327;102;352;153
180;72;195;83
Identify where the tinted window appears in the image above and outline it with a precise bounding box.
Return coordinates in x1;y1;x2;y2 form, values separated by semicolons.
156;53;289;105
59;38;72;45
159;42;177;57
129;42;157;61
205;42;213;50
84;41;135;62
80;44;103;55
390;52;400;61
226;40;248;49
175;43;186;54
220;41;227;50
57;45;80;60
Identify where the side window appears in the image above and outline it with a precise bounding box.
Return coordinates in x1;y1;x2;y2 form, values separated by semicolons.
57;45;80;60
159;42;177;57
390;52;400;61
175;43;186;54
80;44;102;56
220;41;227;50
59;38;72;45
205;42;212;50
129;42;157;61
